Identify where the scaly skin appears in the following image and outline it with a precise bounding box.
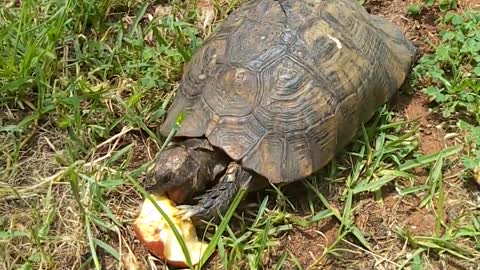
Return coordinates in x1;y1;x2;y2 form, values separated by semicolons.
176;162;253;223
146;138;254;223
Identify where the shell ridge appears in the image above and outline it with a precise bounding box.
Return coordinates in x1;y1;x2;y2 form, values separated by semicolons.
160;0;416;183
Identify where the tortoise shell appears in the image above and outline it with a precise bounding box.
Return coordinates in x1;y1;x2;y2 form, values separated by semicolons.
160;0;416;183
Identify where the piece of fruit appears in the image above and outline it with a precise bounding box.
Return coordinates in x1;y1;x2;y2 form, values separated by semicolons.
133;194;208;268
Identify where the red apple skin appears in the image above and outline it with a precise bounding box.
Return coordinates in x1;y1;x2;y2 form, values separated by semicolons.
133;218;192;268
133;224;164;258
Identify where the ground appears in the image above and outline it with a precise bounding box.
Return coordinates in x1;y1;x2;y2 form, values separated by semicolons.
1;0;479;270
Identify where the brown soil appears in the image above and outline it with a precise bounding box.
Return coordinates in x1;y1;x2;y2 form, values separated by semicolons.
459;0;480;9
365;0;441;54
395;93;452;155
268;220;339;269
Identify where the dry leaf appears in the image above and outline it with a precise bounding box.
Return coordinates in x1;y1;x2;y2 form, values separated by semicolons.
154;5;171;18
197;0;215;31
474;166;480;186
144;5;171;44
120;248;140;270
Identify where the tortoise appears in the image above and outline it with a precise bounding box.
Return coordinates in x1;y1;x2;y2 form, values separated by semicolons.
146;0;416;222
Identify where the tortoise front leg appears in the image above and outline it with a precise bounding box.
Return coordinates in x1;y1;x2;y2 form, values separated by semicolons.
176;162;252;223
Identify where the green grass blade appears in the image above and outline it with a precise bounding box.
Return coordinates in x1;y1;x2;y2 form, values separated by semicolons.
252;196;269;228
254;219;271;268
0;231;29;239
351;225;371;250
128;3;149;38
352;175;397;194
217;236;229;269
198;185;248;269
93;238;120;261
107;143;134;165
288;250;304;270
399;145;461;171
310;209;334;223
396;185;427;196
420;153;444;208
94;199;123;228
85;216;101;269
274;251;289;270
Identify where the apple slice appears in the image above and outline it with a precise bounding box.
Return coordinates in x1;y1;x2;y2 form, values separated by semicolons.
133;194;208;268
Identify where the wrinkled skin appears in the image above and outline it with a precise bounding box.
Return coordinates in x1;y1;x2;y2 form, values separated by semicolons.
146;138;228;203
145;138;258;223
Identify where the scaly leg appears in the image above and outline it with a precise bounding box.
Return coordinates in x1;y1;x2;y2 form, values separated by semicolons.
176;162;252;222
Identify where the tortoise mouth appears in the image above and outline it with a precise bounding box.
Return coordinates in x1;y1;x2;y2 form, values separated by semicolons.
166;188;189;205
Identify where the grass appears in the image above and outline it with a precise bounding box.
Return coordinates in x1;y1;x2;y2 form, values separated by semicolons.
1;0;479;269
414;10;480;172
0;0;206;268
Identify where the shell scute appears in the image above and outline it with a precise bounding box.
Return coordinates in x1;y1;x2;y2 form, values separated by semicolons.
203;67;259;117
161;0;416;183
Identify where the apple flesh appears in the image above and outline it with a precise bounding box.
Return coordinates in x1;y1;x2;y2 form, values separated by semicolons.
133;194;208;268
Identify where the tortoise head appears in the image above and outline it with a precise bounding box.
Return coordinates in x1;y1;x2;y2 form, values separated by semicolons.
145;138;229;204
146;145;196;203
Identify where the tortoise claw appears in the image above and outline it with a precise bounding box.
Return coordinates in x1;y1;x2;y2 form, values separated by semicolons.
174;163;254;223
175;205;203;221
174;182;238;222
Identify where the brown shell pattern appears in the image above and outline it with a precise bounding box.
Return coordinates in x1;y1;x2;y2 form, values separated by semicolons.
160;0;416;183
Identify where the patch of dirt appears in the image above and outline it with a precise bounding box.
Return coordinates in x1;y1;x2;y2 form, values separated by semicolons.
267;219;339;269
365;0;441;55
0;127;64;187
357;194;438;237
404;210;438;235
459;0;480;9
395;93;453;155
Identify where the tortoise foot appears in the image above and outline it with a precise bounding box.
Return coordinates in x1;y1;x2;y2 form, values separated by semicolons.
175;180;239;222
176;163;253;223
